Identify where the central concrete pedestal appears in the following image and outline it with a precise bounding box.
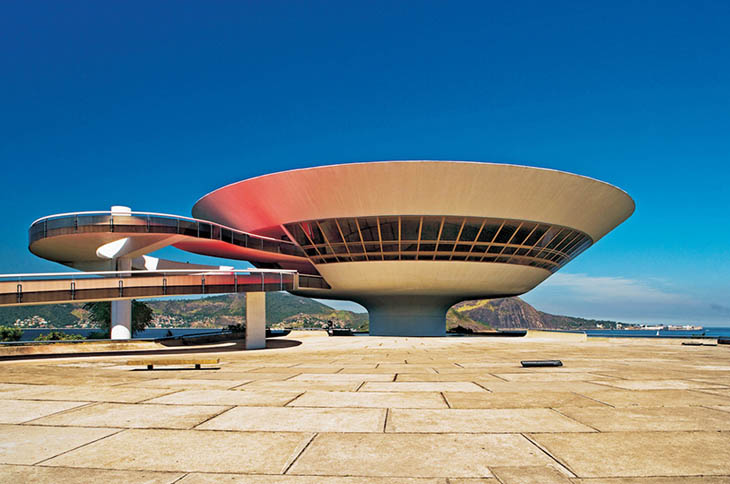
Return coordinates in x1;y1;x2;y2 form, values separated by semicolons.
358;296;461;336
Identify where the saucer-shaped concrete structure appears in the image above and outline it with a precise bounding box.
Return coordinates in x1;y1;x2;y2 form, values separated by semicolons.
192;161;635;335
26;161;633;337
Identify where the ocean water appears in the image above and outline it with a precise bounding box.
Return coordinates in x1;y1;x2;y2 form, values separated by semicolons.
11;326;730;342
584;327;730;338
16;328;223;342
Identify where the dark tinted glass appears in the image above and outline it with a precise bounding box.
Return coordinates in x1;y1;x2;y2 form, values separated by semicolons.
379;217;399;240
440;217;462;240
319;220;343;244
358;217;379;242
525;224;549;246
401;217;421;240
494;224;518;244
511;223;536;245
478;223;501;242
284;215;591;273
420;218;441;240
338;219;361;243
459;218;482;242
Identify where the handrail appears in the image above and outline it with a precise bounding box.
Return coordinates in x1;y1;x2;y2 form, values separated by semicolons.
0;268;297;280
28;210;300;247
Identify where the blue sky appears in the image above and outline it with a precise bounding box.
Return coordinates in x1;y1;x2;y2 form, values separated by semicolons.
1;1;728;325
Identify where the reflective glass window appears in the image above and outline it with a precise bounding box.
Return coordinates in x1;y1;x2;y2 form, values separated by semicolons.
358;217;379;242
459;218;482;242
478;223;501;242
338;219;361;243
286;224;310;246
420;218;441;240
524;224;549;246
494;224;518;244
379;217;399;241
319;220;343;244
440;217;462;240
401;217;421;241
511;223;536;246
538;227;561;247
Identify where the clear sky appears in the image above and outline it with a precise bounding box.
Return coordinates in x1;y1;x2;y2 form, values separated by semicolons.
1;1;728;325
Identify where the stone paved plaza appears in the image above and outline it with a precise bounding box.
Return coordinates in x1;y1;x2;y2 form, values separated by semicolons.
1;331;730;483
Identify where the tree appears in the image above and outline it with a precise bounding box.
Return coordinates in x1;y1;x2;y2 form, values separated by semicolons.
0;326;22;342
35;331;84;341
83;300;154;337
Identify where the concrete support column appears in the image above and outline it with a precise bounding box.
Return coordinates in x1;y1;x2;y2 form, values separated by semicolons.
245;292;266;350
359;295;462;336
111;256;132;340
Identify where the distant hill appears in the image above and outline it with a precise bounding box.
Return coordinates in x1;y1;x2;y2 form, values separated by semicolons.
146;293;332;324
0;293;623;330
452;297;622;330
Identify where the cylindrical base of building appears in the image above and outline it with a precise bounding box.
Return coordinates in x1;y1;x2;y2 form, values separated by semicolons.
359;296;459;336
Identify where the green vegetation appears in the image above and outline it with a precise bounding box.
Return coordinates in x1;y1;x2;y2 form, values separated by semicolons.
147;293;332;324
34;331;84;341
0;326;22;342
0;303;85;327
83;300;154;337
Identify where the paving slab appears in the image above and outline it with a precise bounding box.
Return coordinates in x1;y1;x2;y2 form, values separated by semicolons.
570;477;730;483
490;465;572;483
493;372;612;382
290;373;395;382
579;389;730;407
288;433;554;478
387;408;594;433
122;378;247;389
530;431;730;477
0;464;183;484
0;399;89;424
0;424;118;465
395;373;502;382
147;389;301;406
43;428;312;473
22;385;176;403
289;390;447;408
197;406;385;432
373;365;438;373
593;379;728;390
236;380;361;392
0;383;66;399
558;405;730;431
178;473;449;483
31;402;229;429
173;371;295;381
479;382;613;393
360;381;486;392
443;391;607;409
246;367;342;373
